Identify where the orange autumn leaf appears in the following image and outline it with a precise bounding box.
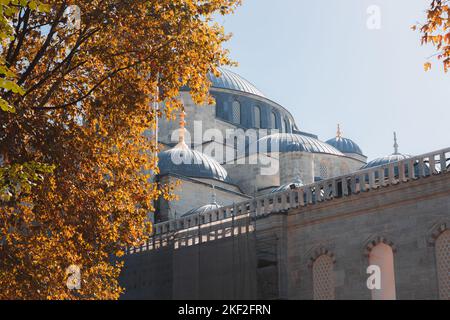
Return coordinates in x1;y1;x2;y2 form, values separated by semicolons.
416;0;450;72
0;0;241;300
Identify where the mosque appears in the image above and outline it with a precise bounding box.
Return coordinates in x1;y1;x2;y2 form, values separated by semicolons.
120;68;450;300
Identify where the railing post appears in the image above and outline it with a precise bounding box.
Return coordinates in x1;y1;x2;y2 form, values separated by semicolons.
264;197;270;214
368;170;376;189
256;198;263;215
306;187;313;204
359;173;367;192
379;167;387;187
289;190;297;208
298;189;305;207
429;154;436;175
409;159;416;179
342;177;349;196
441;152;447;173
282;192;289;210
351;176;357;194
399;160;407;182
418;158;426;177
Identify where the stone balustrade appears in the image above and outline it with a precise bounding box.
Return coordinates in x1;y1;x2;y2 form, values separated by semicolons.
126;147;450;255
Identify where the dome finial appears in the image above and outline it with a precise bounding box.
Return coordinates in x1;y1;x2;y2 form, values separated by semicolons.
175;110;189;149
393;131;399;155
336;124;343;139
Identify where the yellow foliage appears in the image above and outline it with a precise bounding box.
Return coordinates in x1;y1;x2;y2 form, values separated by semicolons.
416;0;450;72
0;0;240;300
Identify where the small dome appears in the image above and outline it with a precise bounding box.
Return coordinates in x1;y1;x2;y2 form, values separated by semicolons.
362;154;411;169
326;137;364;156
182;202;222;217
326;125;364;156
362;132;411;169
158;146;230;183
208;68;265;98
253;133;344;156
271;178;304;193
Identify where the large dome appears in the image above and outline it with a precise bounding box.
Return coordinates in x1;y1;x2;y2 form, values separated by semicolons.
208;68;266;98
326;137;364;156
158;146;230;183
253;133;344;156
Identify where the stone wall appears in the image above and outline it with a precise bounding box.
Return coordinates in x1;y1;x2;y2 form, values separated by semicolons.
286;173;450;300
121;157;450;300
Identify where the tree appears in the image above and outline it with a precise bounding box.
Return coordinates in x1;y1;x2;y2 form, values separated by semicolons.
0;0;240;300
415;0;450;72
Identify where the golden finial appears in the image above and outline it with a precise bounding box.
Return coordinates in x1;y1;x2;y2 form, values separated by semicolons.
337;124;343;139
176;110;189;149
179;110;186;142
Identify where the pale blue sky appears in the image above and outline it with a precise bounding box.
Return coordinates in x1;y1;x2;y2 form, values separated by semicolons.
216;0;449;160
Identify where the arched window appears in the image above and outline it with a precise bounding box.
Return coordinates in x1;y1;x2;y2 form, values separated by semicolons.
313;255;335;300
254;106;261;129
270;111;277;129
436;230;450;300
232;101;241;124
284;118;290;133
281;119;286;133
369;243;396;300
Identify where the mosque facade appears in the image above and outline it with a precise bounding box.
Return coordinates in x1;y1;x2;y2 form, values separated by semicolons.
120;69;450;300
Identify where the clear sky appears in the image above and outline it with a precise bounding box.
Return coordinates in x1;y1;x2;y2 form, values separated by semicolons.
216;0;450;160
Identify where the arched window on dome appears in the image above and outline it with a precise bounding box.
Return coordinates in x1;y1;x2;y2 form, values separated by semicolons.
270;111;277;130
284;118;291;133
281;119;286;133
313;255;335;300
232;101;241;125
254;106;261;129
436;230;450;300
369;243;396;300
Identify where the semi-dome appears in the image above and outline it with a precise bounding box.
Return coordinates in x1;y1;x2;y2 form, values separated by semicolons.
253;133;344;156
326;125;364;156
208;68;266;98
182;202;222;217
158;145;230;183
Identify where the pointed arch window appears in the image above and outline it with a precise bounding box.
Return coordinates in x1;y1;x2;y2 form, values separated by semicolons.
369;243;396;300
436;230;450;300
312;255;335;300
